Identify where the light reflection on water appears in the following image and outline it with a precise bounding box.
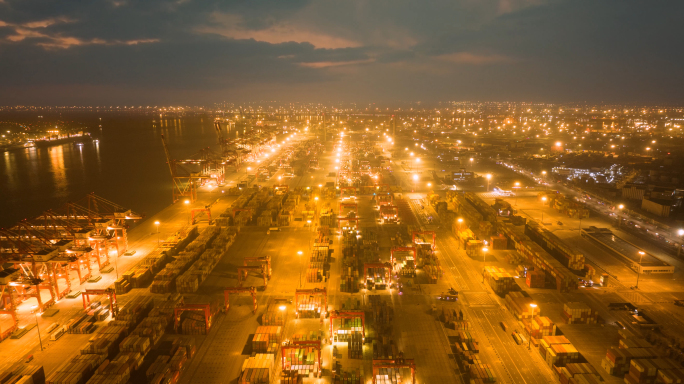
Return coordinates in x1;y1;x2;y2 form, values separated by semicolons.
0;116;228;227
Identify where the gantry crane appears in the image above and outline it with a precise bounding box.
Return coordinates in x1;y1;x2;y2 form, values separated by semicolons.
0;283;18;342
82;288;118;318
338;217;359;231
223;286;257;313
243;256;272;279
232;207;253;219
390;247;417;268
372;356;416;384
191;199;217;225
380;205;399;223
214;119;244;171
374;183;391;194
58;202;117;265
81;193;142;252
162;136;225;203
281;338;322;378
412;231;436;249
364;262;392;288
237;266;269;287
376;192;393;207
329;310;365;340
339;202;358;217
0;228;56;312
294;287;327;318
174;303;212;334
274;185;289;194
162;133;199;203
340;187;357;198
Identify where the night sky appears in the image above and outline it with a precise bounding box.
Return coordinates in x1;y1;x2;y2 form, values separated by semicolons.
1;0;683;105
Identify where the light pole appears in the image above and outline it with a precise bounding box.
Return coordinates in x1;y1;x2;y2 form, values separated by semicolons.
154;221;160;245
514;182;520;206
528;303;537;349
486;173;492;192
456;218;464;248
469;157;474;171
413;174;419;193
617;204;624;228
541;171;547;190
482;247;488;283
636;251;644;289
184;199;190;225
297;250;303;288
31;305;43;351
541;196;547;224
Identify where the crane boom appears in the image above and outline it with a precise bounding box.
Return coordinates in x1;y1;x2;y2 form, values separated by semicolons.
161;134;175;178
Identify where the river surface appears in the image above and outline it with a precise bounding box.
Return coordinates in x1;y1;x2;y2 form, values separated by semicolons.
0;114;241;227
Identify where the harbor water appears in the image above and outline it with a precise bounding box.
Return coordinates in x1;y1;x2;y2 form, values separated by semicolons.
0;115;238;227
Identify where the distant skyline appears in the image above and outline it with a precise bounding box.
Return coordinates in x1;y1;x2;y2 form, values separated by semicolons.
1;0;683;105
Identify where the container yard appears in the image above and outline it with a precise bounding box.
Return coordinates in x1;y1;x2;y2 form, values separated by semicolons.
4;113;684;384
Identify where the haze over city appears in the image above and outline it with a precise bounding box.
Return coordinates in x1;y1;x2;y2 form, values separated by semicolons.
2;0;684;105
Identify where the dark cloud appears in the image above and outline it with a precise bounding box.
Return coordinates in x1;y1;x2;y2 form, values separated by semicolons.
0;0;682;104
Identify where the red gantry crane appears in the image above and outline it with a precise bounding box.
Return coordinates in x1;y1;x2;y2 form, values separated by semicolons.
340;187;357;198
162;135;224;203
191;200;217;225
281;338;322;378
390;247;417;268
0;283;18;342
81;287;118;318
174;303;212;334
412;231;436;249
364;262;392;288
338;217;359;231
294;287;327;318
329;310;365;340
0;228;57;312
224;286;257;314
380;205;399;224
243;256;272;279
27;210;94;284
237;266;269;287
339;202;358;217
372;356;416;384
